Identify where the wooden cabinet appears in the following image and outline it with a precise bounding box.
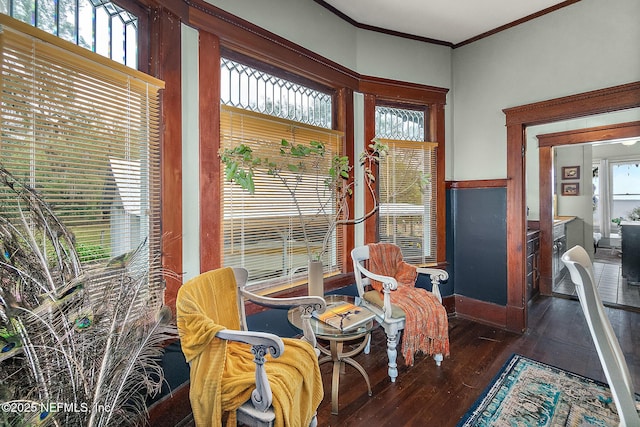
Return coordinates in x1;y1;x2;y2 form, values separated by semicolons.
621;222;640;284
527;230;541;301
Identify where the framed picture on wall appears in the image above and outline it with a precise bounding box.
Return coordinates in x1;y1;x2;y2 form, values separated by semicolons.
561;182;579;196
562;166;580;179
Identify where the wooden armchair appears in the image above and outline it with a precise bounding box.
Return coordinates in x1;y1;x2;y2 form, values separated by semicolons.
351;243;450;382
562;246;640;426
176;267;326;427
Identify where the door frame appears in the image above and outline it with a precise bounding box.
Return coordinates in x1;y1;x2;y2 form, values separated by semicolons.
502;82;640;332
536;121;640;295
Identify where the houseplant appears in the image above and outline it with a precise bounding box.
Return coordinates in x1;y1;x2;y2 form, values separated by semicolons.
219;138;388;295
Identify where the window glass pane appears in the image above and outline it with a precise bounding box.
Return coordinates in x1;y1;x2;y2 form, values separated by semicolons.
78;0;95;51
95;5;110;57
375;106;436;263
0;16;162;270
220;105;342;289
221;57;332;129
220;58;337;289
611;161;640;221
3;0;138;68
58;0;78;43
36;0;56;34
12;0;35;24
111;17;125;65
125;23;137;69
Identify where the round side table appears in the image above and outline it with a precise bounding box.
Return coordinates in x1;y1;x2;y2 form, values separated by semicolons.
288;294;375;415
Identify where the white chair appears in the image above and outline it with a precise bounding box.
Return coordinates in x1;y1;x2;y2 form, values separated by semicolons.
177;267;326;427
351;244;449;382
561;245;640;426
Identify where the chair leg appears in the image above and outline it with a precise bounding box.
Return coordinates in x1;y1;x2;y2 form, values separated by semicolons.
363;333;371;354
434;353;443;366
385;329;399;382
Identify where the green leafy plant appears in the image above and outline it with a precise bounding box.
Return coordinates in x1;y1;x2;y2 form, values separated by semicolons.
219;138;388;261
628;207;640;221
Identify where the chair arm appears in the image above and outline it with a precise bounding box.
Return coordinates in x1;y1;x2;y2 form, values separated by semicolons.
355;264;399;291
240;290;326;351
354;264;398;320
241;290;326;312
216;329;285;356
416;267;448;303
216;329;284;413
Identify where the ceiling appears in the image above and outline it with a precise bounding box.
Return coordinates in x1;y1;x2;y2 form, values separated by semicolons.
318;0;576;46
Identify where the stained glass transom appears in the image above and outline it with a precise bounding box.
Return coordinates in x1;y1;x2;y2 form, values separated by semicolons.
0;0;138;68
376;105;425;142
220;57;332;129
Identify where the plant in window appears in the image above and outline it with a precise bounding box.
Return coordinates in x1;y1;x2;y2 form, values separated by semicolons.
628;207;640;221
219;138;388;263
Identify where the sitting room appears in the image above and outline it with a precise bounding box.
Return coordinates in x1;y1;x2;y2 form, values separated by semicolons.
1;0;638;426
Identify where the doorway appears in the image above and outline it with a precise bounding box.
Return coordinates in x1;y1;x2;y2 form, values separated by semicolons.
503;83;640;332
549;141;640;309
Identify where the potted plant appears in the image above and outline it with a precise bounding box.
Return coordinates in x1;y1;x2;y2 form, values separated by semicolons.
219;138;388;295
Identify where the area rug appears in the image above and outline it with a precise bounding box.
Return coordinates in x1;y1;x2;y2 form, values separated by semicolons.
457;354;638;426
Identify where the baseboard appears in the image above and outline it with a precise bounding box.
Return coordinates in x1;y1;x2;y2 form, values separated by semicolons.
453;294;507;329
148;381;192;427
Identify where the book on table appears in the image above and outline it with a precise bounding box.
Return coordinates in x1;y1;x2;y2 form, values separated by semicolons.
313;300;375;331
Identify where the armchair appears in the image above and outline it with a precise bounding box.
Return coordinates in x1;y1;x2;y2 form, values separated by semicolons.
176;267;326;427
351;243;450;382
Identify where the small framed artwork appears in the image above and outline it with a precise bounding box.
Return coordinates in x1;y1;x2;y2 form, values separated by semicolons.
561;182;579;196
562;166;580;180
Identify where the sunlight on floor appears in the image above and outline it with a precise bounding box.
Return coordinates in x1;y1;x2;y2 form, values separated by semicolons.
554;248;640;308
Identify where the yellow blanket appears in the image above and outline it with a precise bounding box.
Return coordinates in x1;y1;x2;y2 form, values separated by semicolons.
176;267;323;426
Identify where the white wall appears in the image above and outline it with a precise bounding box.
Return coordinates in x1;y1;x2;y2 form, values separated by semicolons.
554;144;593;253
202;0;358;70
452;0;640;181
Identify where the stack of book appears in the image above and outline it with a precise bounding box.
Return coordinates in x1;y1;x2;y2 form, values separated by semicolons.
313;300;375;331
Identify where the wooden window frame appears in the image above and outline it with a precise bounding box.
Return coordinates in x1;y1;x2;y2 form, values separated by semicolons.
139;0;449;304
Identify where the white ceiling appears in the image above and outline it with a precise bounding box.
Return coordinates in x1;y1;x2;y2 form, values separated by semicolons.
321;0;572;45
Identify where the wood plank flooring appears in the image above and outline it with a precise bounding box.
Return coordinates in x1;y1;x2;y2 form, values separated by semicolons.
315;295;640;426
169;295;640;426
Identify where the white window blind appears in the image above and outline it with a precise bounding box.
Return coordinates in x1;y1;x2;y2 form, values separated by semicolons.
0;16;163;271
220;105;344;290
378;139;438;264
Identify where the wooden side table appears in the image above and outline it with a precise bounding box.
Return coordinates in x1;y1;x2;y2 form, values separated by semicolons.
288;294;375;415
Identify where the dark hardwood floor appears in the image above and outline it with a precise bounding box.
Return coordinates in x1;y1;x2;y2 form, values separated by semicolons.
167;295;640;426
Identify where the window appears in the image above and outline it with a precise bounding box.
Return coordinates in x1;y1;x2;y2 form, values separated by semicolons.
0;0;138;67
0;16;162;279
220;58;340;289
375;105;437;263
611;161;640;224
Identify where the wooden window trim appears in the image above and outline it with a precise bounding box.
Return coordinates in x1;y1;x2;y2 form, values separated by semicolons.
139;0;450;302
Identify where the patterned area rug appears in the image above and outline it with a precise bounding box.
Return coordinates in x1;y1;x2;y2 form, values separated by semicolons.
457;354;638;426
